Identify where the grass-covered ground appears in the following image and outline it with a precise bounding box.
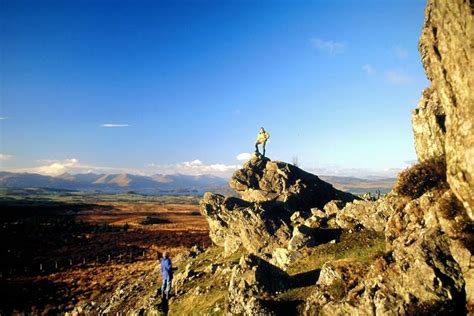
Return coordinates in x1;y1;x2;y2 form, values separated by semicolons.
0;190;208;315
162;230;386;315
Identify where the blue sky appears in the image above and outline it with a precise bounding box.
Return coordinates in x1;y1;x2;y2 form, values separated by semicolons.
0;0;428;178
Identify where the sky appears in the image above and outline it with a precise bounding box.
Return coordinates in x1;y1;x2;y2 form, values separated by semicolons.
0;0;428;179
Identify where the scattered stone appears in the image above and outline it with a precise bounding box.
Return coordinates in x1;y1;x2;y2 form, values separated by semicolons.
311;207;326;218
290;211;305;225
206;263;220;274
227;254;290;315
336;193;408;232
270;248;292;271
288;225;315;251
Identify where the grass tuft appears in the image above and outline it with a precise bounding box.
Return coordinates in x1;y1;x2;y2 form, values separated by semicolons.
394;159;447;199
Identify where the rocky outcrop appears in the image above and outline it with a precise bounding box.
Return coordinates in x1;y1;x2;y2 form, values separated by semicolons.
200;193;292;256
304;1;474;314
336;193;410;232
229;155;356;211
412;87;446;162
305;189;470;315
227;254;289;315
200;155;357;260
416;0;473;219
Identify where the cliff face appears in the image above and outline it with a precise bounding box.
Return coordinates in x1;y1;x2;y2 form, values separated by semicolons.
305;1;473;313
414;0;473;219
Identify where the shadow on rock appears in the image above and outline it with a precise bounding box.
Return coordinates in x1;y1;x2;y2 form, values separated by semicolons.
290;269;321;288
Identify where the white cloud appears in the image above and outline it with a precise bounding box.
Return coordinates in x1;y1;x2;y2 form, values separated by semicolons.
310;38;345;54
147;159;241;177
308;166;401;179
385;70;413;85
100;123;130;128
394;46;409;60
175;160;240;175
0;154;12;161
34;158;79;176
4;158;147;176
0;117;8;120
3;156;413;180
5;158;240;177
236;152;252;161
362;64;376;76
182;159;204;167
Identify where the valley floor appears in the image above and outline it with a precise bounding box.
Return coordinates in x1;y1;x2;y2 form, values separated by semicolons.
0;192;210;314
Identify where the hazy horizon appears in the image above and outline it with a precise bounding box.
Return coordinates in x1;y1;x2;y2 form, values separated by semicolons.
1;0;427;179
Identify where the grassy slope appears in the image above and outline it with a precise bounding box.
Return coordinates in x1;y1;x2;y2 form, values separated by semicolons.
166;230;386;315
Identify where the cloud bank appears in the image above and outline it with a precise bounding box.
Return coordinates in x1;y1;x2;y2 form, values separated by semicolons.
0;154;12;161
236;152;252;161
100;123;130;128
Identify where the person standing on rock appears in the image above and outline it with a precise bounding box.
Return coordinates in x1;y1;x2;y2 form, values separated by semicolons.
160;251;173;300
255;127;270;157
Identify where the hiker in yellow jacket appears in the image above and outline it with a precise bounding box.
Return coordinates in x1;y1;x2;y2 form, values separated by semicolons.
255;127;270;157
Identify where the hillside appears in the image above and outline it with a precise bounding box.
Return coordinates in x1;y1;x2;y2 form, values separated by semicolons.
320;176;395;194
0;172;228;194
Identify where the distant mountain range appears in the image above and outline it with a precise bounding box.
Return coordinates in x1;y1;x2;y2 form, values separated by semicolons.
319;176;395;194
0;171;396;195
0;172;229;194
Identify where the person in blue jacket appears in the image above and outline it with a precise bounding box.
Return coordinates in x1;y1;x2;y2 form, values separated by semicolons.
160;251;173;299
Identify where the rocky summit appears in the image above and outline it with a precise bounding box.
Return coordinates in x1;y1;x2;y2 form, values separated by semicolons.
229;155;356;211
200;155;358;260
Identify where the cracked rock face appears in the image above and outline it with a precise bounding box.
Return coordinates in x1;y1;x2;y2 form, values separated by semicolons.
412;87;446;162
200;193;292;256
305;189;470;315
229;155;357;212
227;254;289;315
416;0;473;219
304;2;473;314
336;193;410;232
200;155;357;259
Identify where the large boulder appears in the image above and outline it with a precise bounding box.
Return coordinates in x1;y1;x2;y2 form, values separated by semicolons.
200;193;292;256
412;87;446;162
227;254;290;315
200;155;358;259
416;0;473;219
230;155;356;211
